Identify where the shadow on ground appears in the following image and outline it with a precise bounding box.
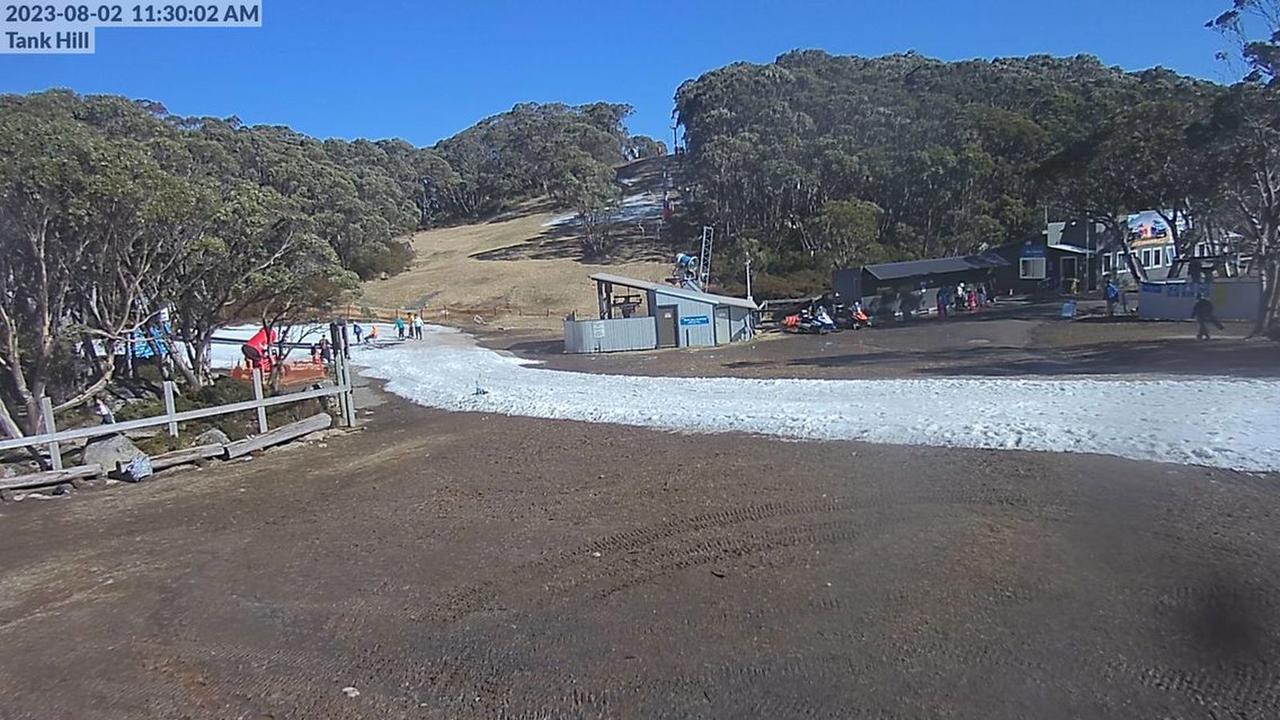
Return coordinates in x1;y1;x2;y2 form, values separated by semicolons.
470;218;673;265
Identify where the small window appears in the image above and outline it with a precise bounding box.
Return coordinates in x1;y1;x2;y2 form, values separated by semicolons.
1165;247;1175;264
1195;242;1208;256
1140;249;1151;267
1102;254;1113;272
1019;257;1046;280
1149;249;1162;268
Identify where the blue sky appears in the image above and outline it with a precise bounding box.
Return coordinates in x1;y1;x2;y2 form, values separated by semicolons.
0;0;1237;147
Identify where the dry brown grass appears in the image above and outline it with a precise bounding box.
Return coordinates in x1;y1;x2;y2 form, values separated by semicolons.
360;208;671;331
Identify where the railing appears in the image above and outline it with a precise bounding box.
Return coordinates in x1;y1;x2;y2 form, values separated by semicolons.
0;350;358;470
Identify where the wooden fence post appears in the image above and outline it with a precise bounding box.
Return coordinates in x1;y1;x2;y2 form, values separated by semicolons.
40;396;62;470
338;352;356;428
162;381;178;437
333;350;349;425
251;368;269;434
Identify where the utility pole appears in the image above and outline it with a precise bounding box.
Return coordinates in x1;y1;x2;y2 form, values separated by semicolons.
744;257;753;302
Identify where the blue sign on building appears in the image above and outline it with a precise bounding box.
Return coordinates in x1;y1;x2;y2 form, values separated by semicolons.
679;315;710;326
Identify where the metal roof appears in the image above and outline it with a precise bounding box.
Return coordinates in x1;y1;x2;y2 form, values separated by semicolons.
1047;243;1091;255
590;272;758;310
863;251;1008;281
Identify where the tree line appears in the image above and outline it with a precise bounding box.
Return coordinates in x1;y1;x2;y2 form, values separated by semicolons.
673;1;1280;333
0;92;662;438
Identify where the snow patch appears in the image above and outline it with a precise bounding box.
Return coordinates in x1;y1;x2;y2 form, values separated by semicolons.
349;327;1280;472
541;191;664;229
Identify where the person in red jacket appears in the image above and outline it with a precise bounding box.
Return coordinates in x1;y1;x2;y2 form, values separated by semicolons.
241;325;277;372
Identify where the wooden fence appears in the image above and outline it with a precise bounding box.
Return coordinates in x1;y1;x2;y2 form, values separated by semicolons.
0;348;358;472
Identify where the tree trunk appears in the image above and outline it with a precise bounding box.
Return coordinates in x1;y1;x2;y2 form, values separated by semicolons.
1250;254;1279;337
164;334;202;389
0;398;24;440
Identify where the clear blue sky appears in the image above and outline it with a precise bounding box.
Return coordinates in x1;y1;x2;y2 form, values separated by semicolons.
0;0;1236;147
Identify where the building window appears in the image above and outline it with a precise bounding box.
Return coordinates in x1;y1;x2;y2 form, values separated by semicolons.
1140;249;1152;267
1102;253;1113;272
1149;248;1162;268
1165;247;1176;264
1020;257;1046;280
1195;242;1208;256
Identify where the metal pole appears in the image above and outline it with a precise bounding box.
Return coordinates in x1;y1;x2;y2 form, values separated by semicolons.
40;396;61;470
745;257;753;301
251;368;268;434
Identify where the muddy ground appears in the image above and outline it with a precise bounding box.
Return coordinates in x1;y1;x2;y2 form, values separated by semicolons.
1;305;1278;719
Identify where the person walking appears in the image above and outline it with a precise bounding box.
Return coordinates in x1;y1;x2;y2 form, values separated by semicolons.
935;286;949;320
395;315;406;340
413;313;424;340
1191;294;1223;340
352;323;363;345
1105;277;1120;317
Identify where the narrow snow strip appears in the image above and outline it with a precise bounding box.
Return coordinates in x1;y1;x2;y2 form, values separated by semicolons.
345;325;1280;472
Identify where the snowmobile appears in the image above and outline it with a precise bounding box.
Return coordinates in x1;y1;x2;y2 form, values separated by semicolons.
782;307;837;335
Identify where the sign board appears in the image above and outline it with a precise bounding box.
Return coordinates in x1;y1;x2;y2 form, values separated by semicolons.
1021;241;1046;258
679;315;710;326
1138;279;1261;321
592;324;606;339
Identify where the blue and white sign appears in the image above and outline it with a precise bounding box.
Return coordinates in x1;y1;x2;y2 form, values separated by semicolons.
679;315;710;326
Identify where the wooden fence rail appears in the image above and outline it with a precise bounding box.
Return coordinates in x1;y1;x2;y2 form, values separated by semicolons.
0;352;357;458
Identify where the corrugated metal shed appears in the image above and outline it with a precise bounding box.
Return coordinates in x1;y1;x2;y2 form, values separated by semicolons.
563;317;657;353
654;290;717;347
566;272;757;354
864;252;1008;281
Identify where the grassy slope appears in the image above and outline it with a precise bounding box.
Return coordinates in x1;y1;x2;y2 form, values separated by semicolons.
362;160;675;331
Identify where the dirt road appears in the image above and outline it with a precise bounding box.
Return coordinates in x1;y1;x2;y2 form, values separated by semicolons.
2;386;1277;719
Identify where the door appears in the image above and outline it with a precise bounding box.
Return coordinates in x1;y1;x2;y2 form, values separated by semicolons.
1060;256;1078;292
656;306;678;348
714;306;731;344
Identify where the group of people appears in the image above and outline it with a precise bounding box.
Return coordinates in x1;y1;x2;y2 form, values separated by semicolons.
349;312;425;346
934;282;993;319
395;313;425;341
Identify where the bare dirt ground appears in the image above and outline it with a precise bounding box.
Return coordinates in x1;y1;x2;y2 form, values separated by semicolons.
2;305;1278;719
495;299;1280;380
1;386;1277;719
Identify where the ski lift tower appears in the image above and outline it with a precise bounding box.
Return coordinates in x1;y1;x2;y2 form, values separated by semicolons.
698;226;714;289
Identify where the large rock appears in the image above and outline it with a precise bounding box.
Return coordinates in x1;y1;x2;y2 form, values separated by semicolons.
195;428;230;446
82;434;146;472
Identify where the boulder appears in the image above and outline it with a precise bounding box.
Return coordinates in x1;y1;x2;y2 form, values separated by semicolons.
82;434;146;474
195;428;231;446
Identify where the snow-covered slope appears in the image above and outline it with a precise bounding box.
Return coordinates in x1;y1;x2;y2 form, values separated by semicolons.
347;325;1280;472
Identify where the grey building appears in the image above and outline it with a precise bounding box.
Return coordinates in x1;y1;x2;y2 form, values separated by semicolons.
563;273;757;354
